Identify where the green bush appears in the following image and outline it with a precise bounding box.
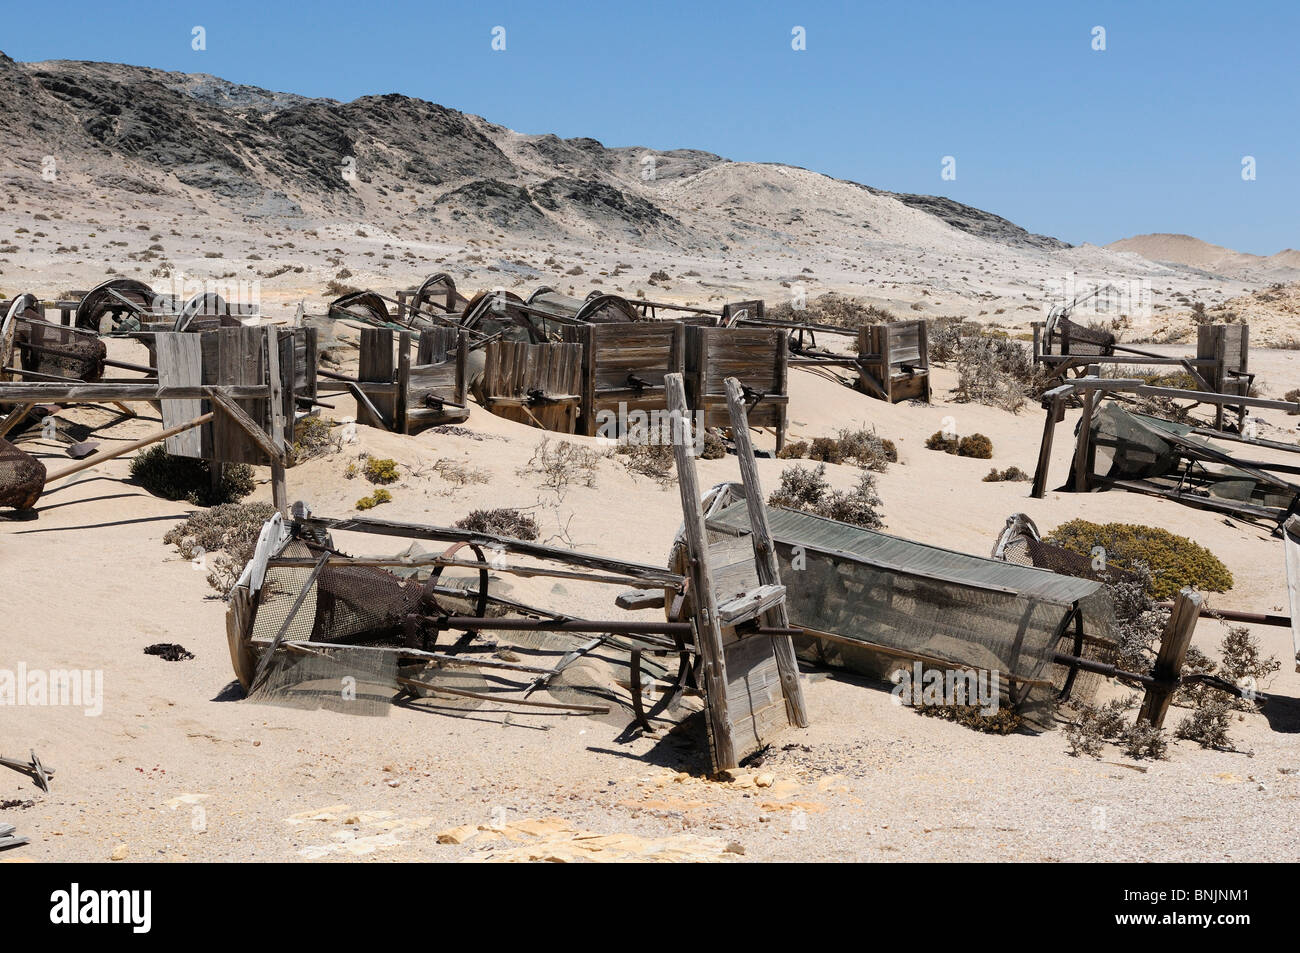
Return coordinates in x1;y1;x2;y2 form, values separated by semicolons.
957;433;993;458
356;488;392;510
290;415;340;464
130;445;254;506
364;457;400;484
1045;519;1233;600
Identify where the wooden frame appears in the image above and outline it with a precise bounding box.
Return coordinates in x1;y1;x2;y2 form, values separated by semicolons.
352;327;467;433
481;339;583;433
856;320;931;403
559;321;684;436
684;326;788;451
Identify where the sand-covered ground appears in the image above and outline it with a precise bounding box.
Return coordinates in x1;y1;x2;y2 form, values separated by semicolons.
4;328;1299;863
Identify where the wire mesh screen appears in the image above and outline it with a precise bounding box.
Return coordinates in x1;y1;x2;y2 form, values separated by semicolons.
0;437;45;510
1049;316;1115;356
1091;404;1182;481
247;645;397;716
706;499;1116;720
20;321;106;382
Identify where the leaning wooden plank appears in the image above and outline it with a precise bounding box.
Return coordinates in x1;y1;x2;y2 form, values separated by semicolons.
716;584;787;625
43;412;215;484
209;389;282;464
724;376;809;727
1285;517;1300;673
1138;588;1203;728
666;371;736;770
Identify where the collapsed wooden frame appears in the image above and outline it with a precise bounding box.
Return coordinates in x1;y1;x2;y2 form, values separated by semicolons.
223;373;809;770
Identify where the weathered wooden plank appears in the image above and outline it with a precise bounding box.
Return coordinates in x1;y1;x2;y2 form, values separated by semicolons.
155;332;205;458
1138;588;1203;728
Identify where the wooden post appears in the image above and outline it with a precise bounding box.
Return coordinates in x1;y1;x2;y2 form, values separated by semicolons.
1072;379;1097;492
665;372;736;770
1031;394;1064;499
264;327;288;515
723;376;809;727
397;330;411;435
1138;588;1203;728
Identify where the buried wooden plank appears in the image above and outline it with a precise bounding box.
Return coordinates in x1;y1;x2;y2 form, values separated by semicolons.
1137;588;1203;728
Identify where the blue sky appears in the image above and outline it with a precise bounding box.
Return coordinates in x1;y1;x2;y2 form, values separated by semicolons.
4;0;1296;254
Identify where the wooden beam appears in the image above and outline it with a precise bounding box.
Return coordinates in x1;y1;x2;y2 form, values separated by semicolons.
208;389;282;464
264;327;288;513
724;375;809;727
1138;588;1203;728
666;371;736;770
1031;395;1062;499
0;382;268;402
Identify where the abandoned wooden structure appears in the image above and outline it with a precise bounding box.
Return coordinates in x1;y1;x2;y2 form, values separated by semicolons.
480;339;584;433
1032;318;1252;431
559;321;685;436
684;325;789;451
856;320;931;403
222;375;807;771
0;325;309;513
1030;375;1300;530
327;326;468;433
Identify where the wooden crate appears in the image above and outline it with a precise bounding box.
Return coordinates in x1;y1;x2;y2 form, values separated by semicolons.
684;326;788;449
1197;323;1251;430
481;340;583;433
857;320;931;403
560;322;684;436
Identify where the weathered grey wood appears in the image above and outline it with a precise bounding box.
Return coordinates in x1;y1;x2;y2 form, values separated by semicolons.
666;371;736;770
264;327;288;514
1031;396;1062;499
1138;588;1203;728
209;389;281;463
155;333;205;458
1072;388;1095;492
724;375;810;727
0;382;267;401
716;584;787;625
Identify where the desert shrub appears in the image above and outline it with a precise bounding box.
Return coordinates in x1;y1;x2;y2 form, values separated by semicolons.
951;335;1045;413
1121;721;1169;760
1108;567;1169;674
519;438;602;500
455;507;540;541
777;440;808;459
355;488;392;510
364;457;400;484
916;704;1023;735
615;442;675;486
163;502;276;595
809;436;843;464
1285;388;1300;415
957;433;993;458
925;431;960;453
289;415;340;464
700;429;727;459
1064;698;1133;757
927;317;981;363
982;466;1029;482
1175;697;1234;749
130;446;254;506
768;464;883;529
765;292;893;330
1218;625;1280;708
1045;520;1233;600
833;427;896;471
430;458;489;486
